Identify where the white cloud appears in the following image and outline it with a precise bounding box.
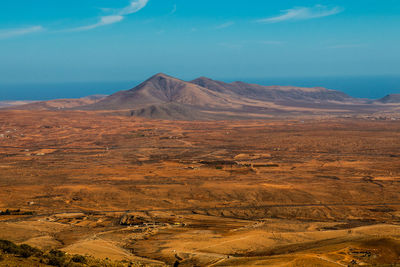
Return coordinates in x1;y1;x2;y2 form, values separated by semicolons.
0;26;44;39
119;0;149;16
69;15;124;32
257;5;342;23
216;21;235;30
68;0;149;32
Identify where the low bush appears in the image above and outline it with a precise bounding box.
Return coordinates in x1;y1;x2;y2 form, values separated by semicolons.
0;209;11;215
0;239;20;254
47;249;67;266
71;254;87;264
19;244;42;258
0;239;131;267
0;239;43;259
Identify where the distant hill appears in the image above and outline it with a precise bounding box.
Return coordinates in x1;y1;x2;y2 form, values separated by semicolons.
7;74;400;120
376;94;400;104
0;100;37;108
7;95;107;110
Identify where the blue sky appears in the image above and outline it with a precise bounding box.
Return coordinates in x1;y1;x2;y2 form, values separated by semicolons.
0;0;400;84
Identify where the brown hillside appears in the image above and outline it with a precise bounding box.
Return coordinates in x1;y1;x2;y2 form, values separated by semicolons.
88;73;234;110
191;76;354;102
7;95;106;110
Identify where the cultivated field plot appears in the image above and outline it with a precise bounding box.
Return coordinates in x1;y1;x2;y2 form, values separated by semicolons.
1;110;400;266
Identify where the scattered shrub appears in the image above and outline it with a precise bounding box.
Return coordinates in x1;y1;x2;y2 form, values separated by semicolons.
47;249;67;266
71;254;87;264
65;262;82;267
0;240;43;259
0;209;33;216
0;239;20;254
0;209;11;215
49;249;65;258
48;255;66;266
19;244;42;258
0;239;128;267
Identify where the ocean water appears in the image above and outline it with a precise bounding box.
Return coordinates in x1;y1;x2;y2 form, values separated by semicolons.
244;75;400;100
1;75;400;101
0;81;137;101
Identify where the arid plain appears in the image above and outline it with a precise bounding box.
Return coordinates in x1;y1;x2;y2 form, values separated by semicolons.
1;110;400;266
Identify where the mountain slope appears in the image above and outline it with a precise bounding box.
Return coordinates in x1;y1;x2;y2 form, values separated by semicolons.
5;95;107;110
376;94;400;104
191;77;353;102
88;73;234;110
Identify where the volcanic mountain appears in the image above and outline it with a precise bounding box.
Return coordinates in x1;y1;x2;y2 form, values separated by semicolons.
88;73;234;110
8;73;400;119
89;73;359;110
83;73;361;117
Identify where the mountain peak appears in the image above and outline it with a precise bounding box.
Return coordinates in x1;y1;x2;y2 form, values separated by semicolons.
128;73;180;93
192;76;214;82
148;73;174;80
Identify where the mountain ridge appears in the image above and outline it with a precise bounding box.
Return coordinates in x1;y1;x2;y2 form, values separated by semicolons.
190;76;353;102
4;73;400;120
376;94;400;104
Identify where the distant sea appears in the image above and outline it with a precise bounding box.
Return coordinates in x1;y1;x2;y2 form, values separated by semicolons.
1;75;400;101
245;75;400;99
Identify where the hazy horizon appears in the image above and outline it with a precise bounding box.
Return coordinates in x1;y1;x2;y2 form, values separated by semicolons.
1;74;400;101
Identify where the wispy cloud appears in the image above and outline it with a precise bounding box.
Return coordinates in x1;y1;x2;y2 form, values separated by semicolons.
257;5;343;23
169;4;177;15
69;15;124;32
0;26;44;39
69;0;149;32
216;21;235;30
119;0;149;16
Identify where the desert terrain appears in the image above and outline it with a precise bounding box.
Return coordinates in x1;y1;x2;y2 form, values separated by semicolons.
0;109;400;266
